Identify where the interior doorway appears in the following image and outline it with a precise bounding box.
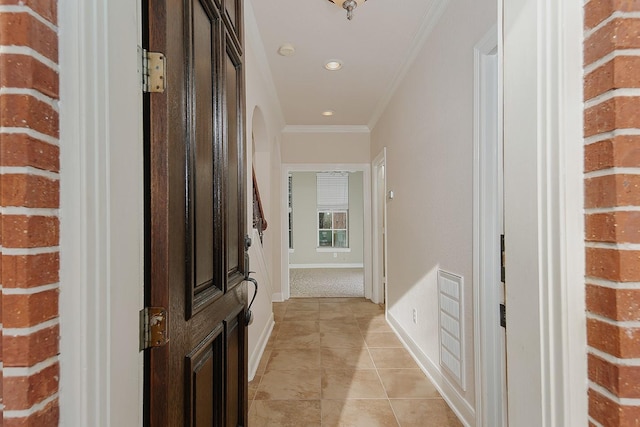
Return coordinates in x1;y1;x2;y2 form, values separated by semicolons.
281;164;372;301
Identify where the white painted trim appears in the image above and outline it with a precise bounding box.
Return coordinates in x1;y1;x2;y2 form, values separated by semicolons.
387;312;474;427
289;263;364;269
248;313;274;381
503;0;586;425
315;248;352;253
282;125;370;134
271;292;284;302
473;23;505;427
371;148;387;305
367;0;450;129
281;163;372;302
58;0;144;425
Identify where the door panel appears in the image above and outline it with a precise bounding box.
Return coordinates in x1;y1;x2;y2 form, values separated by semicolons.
144;0;247;425
225;42;243;288
191;0;220;310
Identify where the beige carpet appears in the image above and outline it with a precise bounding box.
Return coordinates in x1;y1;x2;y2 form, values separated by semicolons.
289;268;364;298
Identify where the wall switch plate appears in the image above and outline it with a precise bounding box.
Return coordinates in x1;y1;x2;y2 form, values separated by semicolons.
412;309;417;324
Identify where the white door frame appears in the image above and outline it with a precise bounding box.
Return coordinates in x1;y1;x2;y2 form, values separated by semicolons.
59;0;144;425
473;24;507;427
280;163;372;301
502;0;586;425
371;148;387;305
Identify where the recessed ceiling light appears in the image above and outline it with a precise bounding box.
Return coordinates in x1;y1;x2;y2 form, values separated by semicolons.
322;110;335;116
324;60;342;71
278;43;296;57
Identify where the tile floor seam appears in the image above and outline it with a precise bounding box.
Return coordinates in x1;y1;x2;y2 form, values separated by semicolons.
252;298;461;426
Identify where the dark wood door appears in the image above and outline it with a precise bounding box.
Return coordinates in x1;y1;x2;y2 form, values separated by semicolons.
143;0;248;425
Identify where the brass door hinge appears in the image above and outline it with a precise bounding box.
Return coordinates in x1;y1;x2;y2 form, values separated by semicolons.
140;48;166;93
139;307;168;350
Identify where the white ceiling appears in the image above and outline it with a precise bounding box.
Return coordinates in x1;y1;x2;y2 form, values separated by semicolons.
248;0;446;129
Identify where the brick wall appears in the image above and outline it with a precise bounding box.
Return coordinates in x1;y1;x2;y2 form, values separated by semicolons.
0;1;60;426
584;0;640;425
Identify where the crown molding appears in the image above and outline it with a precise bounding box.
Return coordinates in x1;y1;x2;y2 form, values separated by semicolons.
367;0;450;130
282;125;370;134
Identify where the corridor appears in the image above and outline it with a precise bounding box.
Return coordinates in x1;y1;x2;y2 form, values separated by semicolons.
248;298;462;426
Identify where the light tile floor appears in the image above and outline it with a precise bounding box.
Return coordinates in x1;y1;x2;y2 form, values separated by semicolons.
248;297;463;427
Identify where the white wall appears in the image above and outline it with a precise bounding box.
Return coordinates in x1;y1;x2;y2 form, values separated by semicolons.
289;171;364;266
281;130;370;164
244;0;286;373
370;0;496;424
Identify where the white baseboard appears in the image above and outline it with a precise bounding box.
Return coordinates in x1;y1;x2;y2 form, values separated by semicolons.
272;293;284;302
248;313;275;381
289;263;364;269
386;312;476;427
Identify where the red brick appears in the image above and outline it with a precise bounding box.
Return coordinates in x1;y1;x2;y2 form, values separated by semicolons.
585;136;640;172
0;95;59;138
3;290;58;328
586;211;640;243
587;317;640;358
0;13;58;63
586;247;640;281
0;54;59;99
585;18;640;66
3;398;59;427
585;0;640;30
0;0;57;25
587;284;640;321
1;215;59;248
584;56;640;101
584;97;640;137
3;324;58;367
589;388;640;426
0;133;60;172
589;353;640;398
3;362;59;410
1;253;59;288
0;174;59;208
585;174;640;208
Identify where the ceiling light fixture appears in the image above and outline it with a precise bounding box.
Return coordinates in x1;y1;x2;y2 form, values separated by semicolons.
322;110;335;116
277;43;296;57
324;60;342;71
327;0;366;21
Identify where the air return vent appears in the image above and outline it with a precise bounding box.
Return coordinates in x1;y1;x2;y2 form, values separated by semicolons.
438;270;465;391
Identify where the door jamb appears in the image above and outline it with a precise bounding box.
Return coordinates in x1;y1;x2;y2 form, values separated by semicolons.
371;148;387;305
473;24;507;427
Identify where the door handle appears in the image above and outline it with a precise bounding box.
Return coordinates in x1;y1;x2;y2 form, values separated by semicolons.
245;271;258;325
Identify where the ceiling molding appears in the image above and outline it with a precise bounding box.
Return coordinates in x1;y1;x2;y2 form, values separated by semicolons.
282;125;371;134
367;0;450;130
244;1;286;128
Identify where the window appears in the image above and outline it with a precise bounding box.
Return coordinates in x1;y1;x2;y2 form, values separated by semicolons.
317;172;349;249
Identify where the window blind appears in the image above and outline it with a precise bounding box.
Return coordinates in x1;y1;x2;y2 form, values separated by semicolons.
316;172;349;210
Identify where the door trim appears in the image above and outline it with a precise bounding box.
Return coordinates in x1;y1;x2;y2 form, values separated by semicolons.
280;163;372;301
502;0;586;424
371;148;387;305
472;24;506;427
58;0;145;424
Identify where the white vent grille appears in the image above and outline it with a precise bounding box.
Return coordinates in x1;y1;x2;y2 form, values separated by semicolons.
438;270;465;391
